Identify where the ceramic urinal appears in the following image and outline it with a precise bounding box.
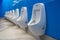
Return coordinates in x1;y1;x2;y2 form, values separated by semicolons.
28;3;46;36
5;11;10;18
5;11;13;18
8;10;15;21
5;10;14;19
11;8;19;19
8;10;15;19
15;7;28;30
9;9;19;22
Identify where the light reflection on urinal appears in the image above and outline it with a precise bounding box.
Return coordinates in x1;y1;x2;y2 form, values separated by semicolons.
14;7;28;30
28;3;46;37
7;10;15;20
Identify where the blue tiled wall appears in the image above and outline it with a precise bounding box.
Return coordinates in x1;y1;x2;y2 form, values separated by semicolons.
0;0;60;40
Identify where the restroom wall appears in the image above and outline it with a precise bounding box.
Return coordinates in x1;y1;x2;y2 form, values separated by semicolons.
45;0;60;40
0;0;60;40
0;0;2;18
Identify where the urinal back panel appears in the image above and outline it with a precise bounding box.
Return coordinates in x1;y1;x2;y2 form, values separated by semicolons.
5;11;12;18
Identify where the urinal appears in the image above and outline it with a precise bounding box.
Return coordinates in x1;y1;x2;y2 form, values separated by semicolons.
7;10;15;20
5;10;14;19
14;7;28;30
5;11;8;17
9;9;19;22
11;8;19;19
5;11;10;18
10;10;15;19
28;3;46;37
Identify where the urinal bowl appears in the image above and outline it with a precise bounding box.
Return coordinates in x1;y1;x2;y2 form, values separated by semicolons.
16;20;28;30
28;23;46;36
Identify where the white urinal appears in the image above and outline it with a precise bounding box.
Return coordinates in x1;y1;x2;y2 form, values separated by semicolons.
8;9;19;22
5;11;10;18
7;10;15;20
5;10;14;19
11;8;19;19
28;3;46;37
15;7;28;30
5;11;12;18
6;10;14;21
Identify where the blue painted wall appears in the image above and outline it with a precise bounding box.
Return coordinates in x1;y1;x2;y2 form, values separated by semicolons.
45;0;60;40
0;0;60;40
0;0;2;18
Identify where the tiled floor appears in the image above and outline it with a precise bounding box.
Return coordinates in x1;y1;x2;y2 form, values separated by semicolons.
0;18;37;40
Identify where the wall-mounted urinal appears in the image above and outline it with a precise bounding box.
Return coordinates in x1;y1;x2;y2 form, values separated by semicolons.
7;10;15;20
8;9;19;22
5;11;12;18
5;11;10;18
15;7;28;30
28;3;46;39
5;10;14;20
5;10;14;19
9;9;19;22
11;8;19;19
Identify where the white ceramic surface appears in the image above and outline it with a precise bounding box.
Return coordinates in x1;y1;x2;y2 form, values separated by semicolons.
28;3;46;36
